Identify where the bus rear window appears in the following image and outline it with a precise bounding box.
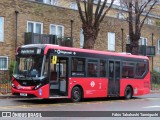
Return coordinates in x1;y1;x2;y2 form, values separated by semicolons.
136;62;146;77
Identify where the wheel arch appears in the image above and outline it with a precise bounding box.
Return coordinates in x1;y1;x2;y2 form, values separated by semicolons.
124;85;133;99
71;84;84;98
126;85;133;94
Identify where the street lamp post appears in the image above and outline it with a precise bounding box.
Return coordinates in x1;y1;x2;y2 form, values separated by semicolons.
152;33;154;72
70;19;74;39
121;28;124;52
70;19;74;47
15;11;19;51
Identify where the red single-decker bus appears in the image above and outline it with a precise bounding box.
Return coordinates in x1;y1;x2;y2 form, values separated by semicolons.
12;44;150;102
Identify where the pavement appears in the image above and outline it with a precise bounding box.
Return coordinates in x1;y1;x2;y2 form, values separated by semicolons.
0;93;18;99
0;90;159;99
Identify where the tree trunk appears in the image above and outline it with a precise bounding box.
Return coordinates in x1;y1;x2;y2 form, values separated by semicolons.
83;24;99;49
130;36;139;55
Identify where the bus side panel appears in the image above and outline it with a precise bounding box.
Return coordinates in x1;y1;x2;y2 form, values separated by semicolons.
120;75;150;97
68;78;108;98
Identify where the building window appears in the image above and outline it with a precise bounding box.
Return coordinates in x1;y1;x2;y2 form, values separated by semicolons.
35;0;43;2
27;21;43;34
44;0;58;5
69;2;78;10
0;17;4;42
45;0;52;4
93;0;99;3
127;35;147;45
108;32;115;51
158;40;160;54
117;12;125;19
107;0;121;6
145;18;154;25
50;24;64;37
51;0;58;5
0;56;8;70
80;28;84;48
35;0;58;5
139;37;147;45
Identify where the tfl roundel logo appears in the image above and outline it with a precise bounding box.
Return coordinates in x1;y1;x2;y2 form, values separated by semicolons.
90;81;95;87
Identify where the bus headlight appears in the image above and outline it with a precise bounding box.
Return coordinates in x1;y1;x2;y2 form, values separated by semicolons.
34;83;42;90
11;83;16;88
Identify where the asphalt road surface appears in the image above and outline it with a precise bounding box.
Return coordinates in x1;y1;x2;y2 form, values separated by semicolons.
0;93;160;120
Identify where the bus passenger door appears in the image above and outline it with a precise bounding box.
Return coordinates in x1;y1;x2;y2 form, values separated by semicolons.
49;56;69;97
108;60;120;96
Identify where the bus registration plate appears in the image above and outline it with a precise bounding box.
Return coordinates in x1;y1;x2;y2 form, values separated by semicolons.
20;93;27;96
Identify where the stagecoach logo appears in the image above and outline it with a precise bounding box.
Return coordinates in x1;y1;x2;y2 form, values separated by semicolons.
55;50;76;55
90;81;95;87
17;85;31;90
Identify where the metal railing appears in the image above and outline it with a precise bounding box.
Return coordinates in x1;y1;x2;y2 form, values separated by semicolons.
0;59;14;94
24;32;73;47
126;44;156;56
151;73;160;91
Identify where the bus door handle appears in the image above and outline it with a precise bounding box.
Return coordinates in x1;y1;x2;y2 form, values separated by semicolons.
73;81;76;83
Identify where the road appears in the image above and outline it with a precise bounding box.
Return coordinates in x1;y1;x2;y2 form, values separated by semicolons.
0;93;160;120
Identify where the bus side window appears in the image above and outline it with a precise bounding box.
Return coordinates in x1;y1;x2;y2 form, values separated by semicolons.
100;60;106;77
136;62;146;77
122;62;134;78
71;58;85;77
122;70;128;78
87;59;98;77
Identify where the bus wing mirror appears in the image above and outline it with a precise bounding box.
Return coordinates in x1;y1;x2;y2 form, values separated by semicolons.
52;56;57;64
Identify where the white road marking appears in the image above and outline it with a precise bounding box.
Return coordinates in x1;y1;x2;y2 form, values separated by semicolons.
143;105;160;108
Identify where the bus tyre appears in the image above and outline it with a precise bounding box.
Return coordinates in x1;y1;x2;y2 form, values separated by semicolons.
124;86;132;99
71;86;82;102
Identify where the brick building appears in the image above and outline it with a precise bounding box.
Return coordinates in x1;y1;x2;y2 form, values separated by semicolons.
0;0;160;72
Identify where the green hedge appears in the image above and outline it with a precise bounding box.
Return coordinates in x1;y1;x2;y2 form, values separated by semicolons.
9;60;15;80
151;71;160;84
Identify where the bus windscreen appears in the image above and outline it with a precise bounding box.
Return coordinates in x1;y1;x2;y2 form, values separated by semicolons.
13;56;43;79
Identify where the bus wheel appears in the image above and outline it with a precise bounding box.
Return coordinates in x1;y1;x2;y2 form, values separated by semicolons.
124;86;132;99
71;86;82;102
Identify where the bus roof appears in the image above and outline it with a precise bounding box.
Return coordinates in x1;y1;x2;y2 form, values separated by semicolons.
20;44;149;60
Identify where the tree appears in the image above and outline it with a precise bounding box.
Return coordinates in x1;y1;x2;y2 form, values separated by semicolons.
120;0;158;55
76;0;115;49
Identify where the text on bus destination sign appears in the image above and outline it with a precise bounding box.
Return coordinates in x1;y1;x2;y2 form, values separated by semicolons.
20;49;35;54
